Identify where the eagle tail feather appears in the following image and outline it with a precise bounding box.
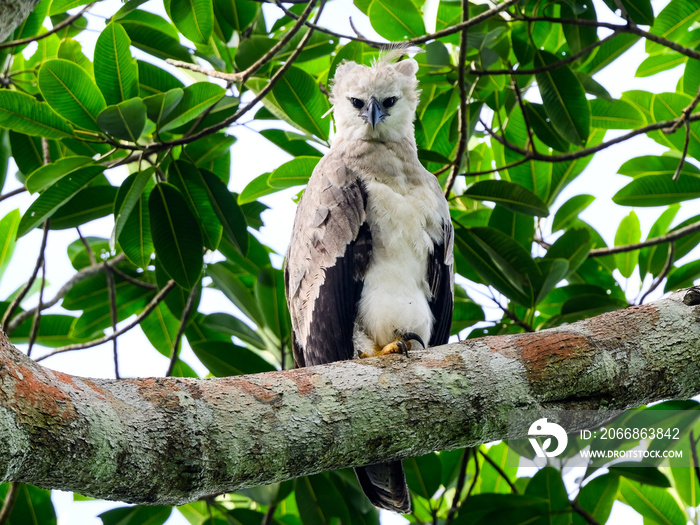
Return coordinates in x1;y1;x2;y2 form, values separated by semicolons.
354;461;411;514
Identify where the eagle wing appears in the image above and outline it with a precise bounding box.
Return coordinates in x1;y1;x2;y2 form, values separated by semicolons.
427;218;454;347
284;153;370;367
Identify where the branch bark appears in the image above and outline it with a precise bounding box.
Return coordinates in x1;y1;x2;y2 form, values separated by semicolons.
1;290;699;505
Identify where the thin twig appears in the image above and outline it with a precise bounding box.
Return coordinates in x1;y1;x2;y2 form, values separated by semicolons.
470;32;618;76
589;221;700;257
5;254;127;334
0;187;27;203
512;15;700;62
0;3;95;49
479;112;700;164
570;499;600;525
444;0;469;198
154;0;325;150
105;266;120;379
509;68;536;152
639;243;674;305
107;264;158;290
165;285;198;377
76;227;97;266
446;449;471;524
1;222;50;331
26;258;46;358
0;482;19;525
690;430;700;490
478;449;518;493
167;0;317;84
35;281;177;362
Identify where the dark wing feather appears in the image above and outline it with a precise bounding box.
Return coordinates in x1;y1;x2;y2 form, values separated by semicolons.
427;220;454;347
284;155;370;367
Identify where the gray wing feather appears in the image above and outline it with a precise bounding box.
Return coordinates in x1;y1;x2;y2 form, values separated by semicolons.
284;153;369;366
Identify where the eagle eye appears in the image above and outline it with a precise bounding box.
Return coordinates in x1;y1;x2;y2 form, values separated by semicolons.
350;98;364;109
383;97;397;108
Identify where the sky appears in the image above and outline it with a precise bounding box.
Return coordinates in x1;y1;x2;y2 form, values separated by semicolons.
0;0;694;523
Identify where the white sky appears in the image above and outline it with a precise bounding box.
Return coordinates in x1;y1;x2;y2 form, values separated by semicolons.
0;0;695;523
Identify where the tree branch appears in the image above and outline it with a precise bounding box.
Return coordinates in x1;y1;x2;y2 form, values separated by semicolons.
589;220;700;257
1;290;699;504
0;3;94;49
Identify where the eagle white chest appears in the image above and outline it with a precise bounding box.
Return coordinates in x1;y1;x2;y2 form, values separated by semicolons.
353;168;446;353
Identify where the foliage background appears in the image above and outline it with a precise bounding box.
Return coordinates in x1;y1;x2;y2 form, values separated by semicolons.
0;0;700;523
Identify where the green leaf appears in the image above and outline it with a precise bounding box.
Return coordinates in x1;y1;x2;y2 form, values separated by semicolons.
648;0;700;55
159;82;225;132
238;172;274;204
140;302;180;357
639;205;680;281
0;91;74;139
57;38;93;74
201;170;248;255
272;66;330;141
99;505;172;525
551;194;595;232
671;436;700;507
618;155;700;178
0;210;20;286
404;453;441;500
451;287;485;334
259;129;322;158
479;443;517;494
18;167;104;237
255;266;289;343
457;493;550;524
561;2;598;56
545;228;592;277
618;478;686;525
10;0;51;53
613;174;700;206
168;160;223;250
487;205;534;250
143;88;184;125
94;23;139;106
524;102;570;152
268;156;320;190
0;483;56;525
120;12;194;63
166;0;213;44
192;341;275;376
524;467;570;525
463;180;549;217
26;156;95;193
535;51;590;145
295;474;352;525
97;98;147;142
206;262;264;326
581;33;640;75
368;0;426;40
665;259;700;291
50;186;118;230
49;0;90;15
590;98;645;129
454;227;537;307
149;183;203;289
112;168;155;251
608;464;671;488
38;58;107;132
202;312;265;349
138;60;184;96
636;53;686;78
614;211;641;278
651;92;700;157
572;474;618;525
603;0;654;25
214;0;258;31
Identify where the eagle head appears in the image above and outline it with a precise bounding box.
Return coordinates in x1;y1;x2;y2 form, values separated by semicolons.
330;56;420;142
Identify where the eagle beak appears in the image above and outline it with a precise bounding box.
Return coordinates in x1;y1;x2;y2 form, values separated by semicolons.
362;97;387;130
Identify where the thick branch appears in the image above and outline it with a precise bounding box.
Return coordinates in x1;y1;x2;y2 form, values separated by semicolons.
1;291;699;504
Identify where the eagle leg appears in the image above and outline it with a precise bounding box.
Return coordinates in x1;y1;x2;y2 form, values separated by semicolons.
359;332;425;358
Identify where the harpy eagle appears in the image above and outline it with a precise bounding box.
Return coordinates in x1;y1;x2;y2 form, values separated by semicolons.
284;55;454;513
